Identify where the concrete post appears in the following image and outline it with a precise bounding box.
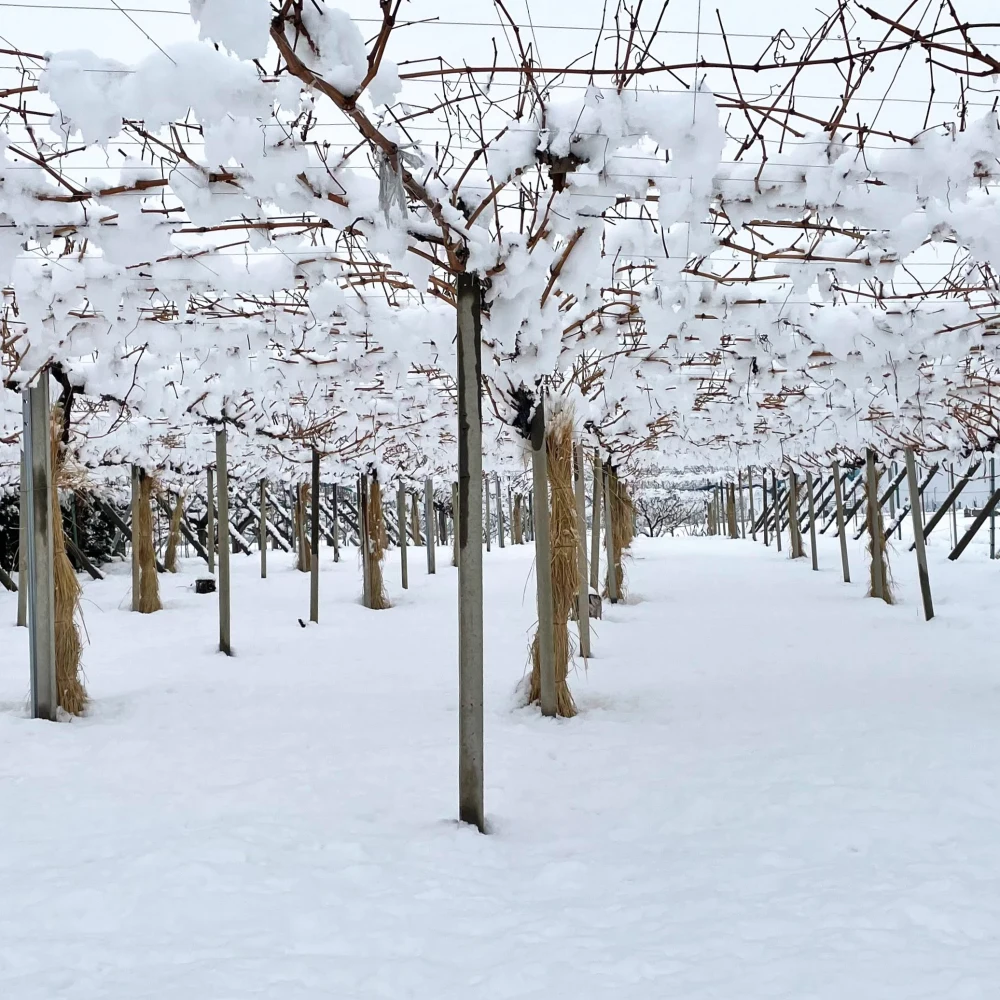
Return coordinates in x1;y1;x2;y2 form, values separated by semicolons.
397;481;408;589
574;441;591;659
23;380;57;720
216;428;232;655
456;272;485;831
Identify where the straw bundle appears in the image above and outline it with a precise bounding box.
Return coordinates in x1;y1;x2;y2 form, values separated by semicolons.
163;490;185;573
133;471;162;613
528;409;578;717
604;465;634;600
410;492;423;545
364;476;390;609
50;406;87;715
294;481;311;573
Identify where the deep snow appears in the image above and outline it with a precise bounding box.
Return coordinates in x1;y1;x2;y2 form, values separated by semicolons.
2;528;1000;998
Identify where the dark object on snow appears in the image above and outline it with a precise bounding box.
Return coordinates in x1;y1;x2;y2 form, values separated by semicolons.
570;592;603;621
195;578;216;594
298;618;307;628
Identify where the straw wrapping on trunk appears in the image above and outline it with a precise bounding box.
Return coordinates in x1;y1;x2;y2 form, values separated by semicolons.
604;466;634;600
50;406;87;715
528;409;577;718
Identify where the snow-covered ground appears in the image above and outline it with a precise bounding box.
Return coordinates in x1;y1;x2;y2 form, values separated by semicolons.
2;527;1000;998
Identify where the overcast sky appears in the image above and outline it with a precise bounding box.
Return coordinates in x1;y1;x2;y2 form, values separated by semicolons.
5;0;998;146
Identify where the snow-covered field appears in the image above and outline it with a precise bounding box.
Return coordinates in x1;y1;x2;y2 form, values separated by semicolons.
3;530;1000;998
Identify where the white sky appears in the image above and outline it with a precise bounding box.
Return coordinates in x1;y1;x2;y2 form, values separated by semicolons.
5;0;999;135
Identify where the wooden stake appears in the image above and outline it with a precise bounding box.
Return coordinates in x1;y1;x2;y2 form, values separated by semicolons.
530;398;556;716
456;271;485;832
574;441;591;659
216;428;232;655
905;449;934;621
397;481;408;590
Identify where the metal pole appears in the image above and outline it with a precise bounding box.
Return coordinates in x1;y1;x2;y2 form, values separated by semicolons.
948;467;956;549
310;447;319;623
905;449;934;621
131;465;141;612
991;457;996;560
496;474;505;548
397;481;408;589
259;479;267;579
604;463;619;603
206;467;216;574
832;462;850;583
772;472;782;552
23;380;57;720
17;449;27;626
761;472;769;546
484;472;491;552
216;428;232;655
590;450;602;591
424;477;436;574
452;482;459;568
456;271;484;832
950;467;958;549
738;469;746;538
806;471;819;570
359;474;371;608
530;398;556;716
332;483;340;563
574;441;591;659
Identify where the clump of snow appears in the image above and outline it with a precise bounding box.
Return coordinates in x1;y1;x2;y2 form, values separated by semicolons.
297;4;367;95
190;0;271;62
41;45;272;144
